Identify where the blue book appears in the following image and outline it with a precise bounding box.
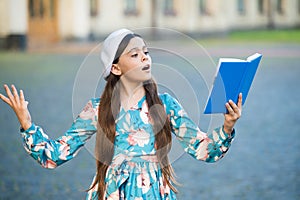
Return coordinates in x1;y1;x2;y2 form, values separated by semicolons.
204;53;262;114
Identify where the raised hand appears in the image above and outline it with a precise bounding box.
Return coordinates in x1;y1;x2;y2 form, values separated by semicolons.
223;93;242;134
0;84;32;130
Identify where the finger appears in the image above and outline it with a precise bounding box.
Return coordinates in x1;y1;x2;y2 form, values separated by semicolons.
0;93;12;106
20;89;26;106
4;84;14;104
19;89;25;102
229;100;240;114
11;85;20;104
237;93;243;109
226;102;234;114
19;90;29;107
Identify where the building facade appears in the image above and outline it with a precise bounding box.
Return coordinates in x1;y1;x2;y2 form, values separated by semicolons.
0;0;300;50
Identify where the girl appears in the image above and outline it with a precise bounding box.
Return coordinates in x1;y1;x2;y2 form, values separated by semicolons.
0;28;242;200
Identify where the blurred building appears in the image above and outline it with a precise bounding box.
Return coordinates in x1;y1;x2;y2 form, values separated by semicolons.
0;0;300;50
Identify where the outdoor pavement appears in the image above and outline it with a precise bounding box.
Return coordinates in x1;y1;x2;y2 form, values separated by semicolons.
0;40;299;200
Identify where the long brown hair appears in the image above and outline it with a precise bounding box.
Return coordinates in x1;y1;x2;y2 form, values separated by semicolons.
89;34;177;199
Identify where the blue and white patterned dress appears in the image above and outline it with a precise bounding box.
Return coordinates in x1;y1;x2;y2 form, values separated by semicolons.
20;93;235;199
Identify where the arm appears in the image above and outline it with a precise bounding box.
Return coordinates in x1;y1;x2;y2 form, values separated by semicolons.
161;93;242;163
0;84;98;168
21;99;98;168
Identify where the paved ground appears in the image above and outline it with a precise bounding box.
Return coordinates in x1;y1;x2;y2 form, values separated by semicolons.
0;40;299;200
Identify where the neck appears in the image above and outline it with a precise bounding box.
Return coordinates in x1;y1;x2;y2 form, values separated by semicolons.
119;78;145;110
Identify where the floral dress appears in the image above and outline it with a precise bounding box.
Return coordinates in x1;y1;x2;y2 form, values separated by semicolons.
20;93;235;200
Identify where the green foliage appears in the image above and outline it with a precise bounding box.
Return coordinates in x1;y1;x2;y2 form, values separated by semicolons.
229;29;300;43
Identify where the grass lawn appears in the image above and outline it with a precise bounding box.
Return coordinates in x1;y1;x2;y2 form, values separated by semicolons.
199;29;300;45
229;29;300;43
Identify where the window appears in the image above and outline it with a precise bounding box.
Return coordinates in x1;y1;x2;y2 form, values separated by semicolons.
39;0;44;18
124;0;138;15
276;0;284;14
199;0;209;15
49;0;55;18
258;0;265;15
90;0;99;17
237;0;246;15
29;0;35;17
164;0;176;16
29;0;46;18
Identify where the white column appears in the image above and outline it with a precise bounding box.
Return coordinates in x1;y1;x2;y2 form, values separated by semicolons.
8;0;27;34
0;0;9;36
72;0;90;38
58;0;90;39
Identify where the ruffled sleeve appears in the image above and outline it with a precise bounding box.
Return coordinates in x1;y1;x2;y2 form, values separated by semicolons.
160;93;235;163
20;98;99;168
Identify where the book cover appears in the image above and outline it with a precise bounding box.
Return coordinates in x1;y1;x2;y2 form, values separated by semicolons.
204;53;262;114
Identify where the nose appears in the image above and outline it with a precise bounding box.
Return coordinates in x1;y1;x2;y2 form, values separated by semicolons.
142;52;149;62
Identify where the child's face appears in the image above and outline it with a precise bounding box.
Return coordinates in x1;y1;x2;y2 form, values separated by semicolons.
115;37;152;82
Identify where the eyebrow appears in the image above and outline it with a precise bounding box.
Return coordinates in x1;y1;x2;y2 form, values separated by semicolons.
127;46;148;54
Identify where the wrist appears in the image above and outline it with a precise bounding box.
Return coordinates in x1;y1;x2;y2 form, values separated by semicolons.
21;121;32;130
223;124;234;134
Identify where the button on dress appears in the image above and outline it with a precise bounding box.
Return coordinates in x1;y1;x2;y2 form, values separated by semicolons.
20;93;235;199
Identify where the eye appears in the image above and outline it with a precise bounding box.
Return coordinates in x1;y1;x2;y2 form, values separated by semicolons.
131;53;138;57
144;51;149;55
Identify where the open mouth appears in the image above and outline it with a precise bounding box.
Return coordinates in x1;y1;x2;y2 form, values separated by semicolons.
142;65;150;71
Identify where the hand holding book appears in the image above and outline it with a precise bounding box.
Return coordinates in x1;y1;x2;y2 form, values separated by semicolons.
223;93;242;134
204;53;262;134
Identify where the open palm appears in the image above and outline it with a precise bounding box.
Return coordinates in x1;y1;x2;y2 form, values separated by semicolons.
0;84;32;130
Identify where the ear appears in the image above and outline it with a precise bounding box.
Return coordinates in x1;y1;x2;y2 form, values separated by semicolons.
110;64;122;76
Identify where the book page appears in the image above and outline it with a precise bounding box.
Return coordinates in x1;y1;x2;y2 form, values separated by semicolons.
219;58;246;63
247;53;262;62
